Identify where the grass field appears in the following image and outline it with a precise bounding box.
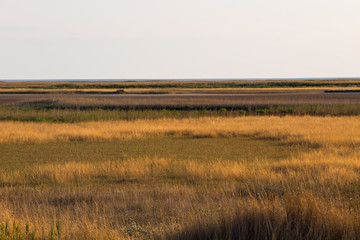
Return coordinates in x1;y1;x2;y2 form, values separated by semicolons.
1;116;360;239
1;79;360;122
0;137;301;171
2;92;360;107
1;80;360;239
1;92;360;122
1;79;360;89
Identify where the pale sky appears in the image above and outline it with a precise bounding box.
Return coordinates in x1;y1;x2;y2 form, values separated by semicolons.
0;0;359;79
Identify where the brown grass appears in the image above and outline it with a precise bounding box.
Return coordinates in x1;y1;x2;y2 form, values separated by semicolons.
0;116;359;146
1;147;358;186
1;147;360;239
2;92;360;108
1;116;360;239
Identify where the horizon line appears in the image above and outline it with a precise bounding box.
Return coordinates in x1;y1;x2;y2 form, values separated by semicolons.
1;77;360;82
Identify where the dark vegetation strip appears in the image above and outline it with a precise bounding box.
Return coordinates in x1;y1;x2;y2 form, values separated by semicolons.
324;90;360;93
0;104;359;122
2;79;360;89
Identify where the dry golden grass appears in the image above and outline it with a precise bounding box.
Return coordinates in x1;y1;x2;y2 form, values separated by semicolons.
1;116;360;239
1;147;360;239
0;116;359;146
1;147;359;187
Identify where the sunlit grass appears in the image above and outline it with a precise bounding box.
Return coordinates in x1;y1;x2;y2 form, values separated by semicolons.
0;115;360;239
0;116;359;146
1;147;360;239
0;137;299;172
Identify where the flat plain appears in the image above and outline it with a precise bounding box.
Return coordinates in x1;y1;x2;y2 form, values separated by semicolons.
2;92;360;106
1;80;360;239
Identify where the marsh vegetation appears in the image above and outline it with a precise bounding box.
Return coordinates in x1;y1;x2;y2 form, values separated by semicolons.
0;116;360;239
1;80;360;239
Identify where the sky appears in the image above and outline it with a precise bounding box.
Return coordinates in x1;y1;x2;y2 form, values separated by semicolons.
0;0;359;80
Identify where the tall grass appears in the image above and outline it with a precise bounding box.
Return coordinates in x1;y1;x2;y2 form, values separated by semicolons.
0;116;359;146
1;116;360;239
1;147;359;187
168;193;360;240
1;148;360;239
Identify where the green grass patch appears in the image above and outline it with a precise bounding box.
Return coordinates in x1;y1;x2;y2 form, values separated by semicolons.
0;137;305;172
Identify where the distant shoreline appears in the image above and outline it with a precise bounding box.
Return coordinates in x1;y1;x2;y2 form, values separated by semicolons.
1;77;360;82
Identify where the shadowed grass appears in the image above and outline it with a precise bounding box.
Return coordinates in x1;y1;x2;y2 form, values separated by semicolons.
167;194;360;240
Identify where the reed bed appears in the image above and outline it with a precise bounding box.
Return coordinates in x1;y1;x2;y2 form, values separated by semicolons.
1;116;360;239
0;116;359;146
1;148;360;239
0;147;359;187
